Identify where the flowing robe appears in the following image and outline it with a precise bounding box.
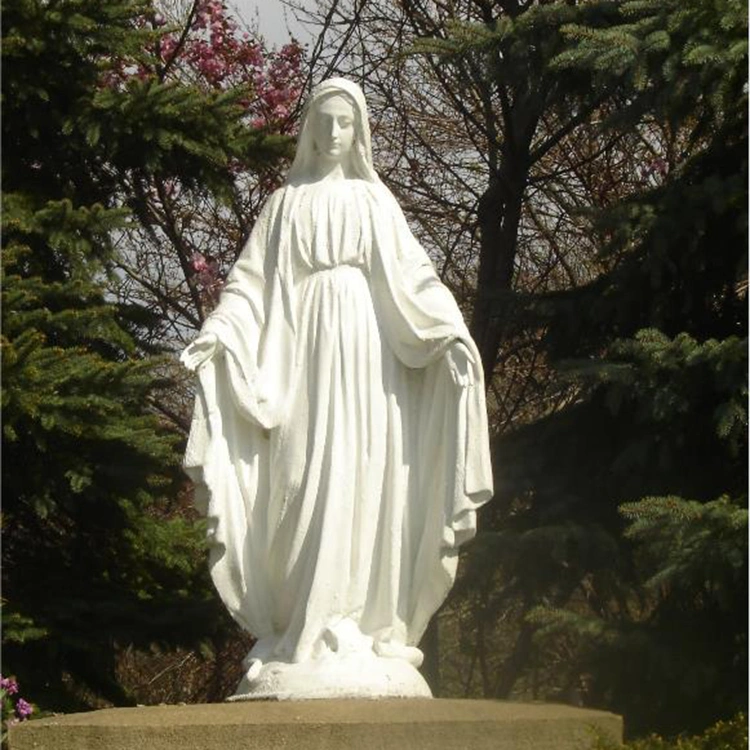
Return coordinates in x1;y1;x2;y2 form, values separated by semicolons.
185;178;493;666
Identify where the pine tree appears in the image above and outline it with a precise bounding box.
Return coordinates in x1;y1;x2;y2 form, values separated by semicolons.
486;0;744;737
520;1;746;735
1;0;296;709
413;0;746;736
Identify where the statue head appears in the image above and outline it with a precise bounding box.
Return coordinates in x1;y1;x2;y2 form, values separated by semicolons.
310;93;357;166
286;78;378;184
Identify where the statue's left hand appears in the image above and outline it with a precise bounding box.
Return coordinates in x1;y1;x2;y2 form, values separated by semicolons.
445;341;475;388
180;332;220;372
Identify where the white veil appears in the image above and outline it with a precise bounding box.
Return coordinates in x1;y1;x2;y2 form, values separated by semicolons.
285;77;380;184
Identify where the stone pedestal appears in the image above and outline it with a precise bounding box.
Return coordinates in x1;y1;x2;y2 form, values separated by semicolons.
9;698;622;750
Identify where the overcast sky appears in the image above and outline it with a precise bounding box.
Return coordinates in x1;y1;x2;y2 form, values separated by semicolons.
229;0;314;47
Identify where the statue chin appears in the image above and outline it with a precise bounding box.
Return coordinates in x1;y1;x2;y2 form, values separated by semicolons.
228;619;432;701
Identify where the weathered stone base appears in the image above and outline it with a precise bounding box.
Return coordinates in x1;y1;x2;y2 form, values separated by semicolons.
9;698;623;750
229;651;432;701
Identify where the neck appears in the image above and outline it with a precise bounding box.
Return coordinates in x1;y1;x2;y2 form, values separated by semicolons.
314;158;347;181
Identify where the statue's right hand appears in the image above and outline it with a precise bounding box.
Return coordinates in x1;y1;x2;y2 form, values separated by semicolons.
180;332;219;372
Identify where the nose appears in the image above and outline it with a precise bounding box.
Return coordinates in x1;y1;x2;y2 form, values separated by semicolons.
330;120;340;139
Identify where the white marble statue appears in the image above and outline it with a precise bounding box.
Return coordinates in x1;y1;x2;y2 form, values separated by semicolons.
181;78;493;700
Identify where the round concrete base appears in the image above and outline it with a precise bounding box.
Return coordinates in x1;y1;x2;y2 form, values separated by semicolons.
9;698;623;750
229;651;432;701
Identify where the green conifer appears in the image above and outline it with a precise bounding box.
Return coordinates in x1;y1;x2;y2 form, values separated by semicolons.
1;0;289;709
418;0;746;735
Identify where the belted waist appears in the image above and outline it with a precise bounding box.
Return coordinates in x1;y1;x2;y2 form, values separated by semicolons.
307;263;366;278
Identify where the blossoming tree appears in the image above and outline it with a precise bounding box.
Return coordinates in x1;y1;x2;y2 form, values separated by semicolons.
110;0;306;360
2;0;305;710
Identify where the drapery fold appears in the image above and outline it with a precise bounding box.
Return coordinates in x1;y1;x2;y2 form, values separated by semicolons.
184;180;493;659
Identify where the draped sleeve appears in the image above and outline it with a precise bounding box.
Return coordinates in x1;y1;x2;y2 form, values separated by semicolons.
367;184;471;364
365;182;494;644
182;187;294;637
198;187;295;431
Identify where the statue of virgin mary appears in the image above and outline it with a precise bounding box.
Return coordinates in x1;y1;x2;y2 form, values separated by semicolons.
181;78;493;700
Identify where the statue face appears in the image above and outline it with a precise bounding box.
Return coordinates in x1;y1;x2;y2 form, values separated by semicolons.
311;94;356;162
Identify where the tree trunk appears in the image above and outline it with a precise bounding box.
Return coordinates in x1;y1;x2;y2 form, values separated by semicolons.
472;154;529;379
492;624;534;699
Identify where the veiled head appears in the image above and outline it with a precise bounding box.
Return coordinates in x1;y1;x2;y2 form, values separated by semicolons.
286;78;378;184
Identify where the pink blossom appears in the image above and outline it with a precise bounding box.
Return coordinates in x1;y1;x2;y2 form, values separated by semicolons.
1;676;19;696
191;252;209;273
98;0;306;137
15;698;33;720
